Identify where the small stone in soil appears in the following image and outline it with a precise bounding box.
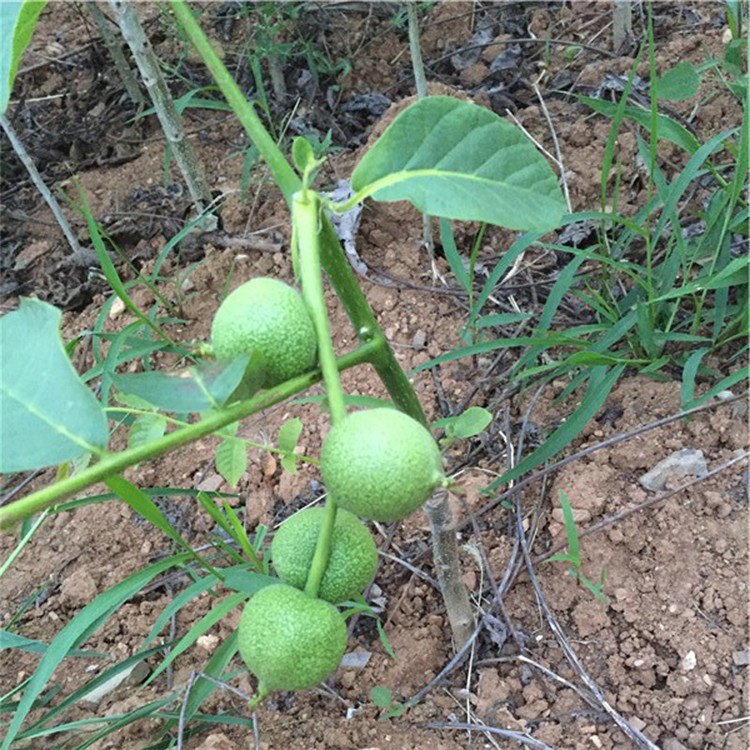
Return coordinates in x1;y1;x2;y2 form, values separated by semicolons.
639;449;708;491
681;650;697;671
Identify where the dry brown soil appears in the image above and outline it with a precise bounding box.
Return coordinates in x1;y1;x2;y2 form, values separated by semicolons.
1;3;748;750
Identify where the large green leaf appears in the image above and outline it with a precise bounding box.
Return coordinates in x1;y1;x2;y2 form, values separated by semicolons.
351;96;566;232
0;1;46;117
0;299;108;472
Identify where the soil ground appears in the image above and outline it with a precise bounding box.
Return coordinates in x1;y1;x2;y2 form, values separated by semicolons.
1;3;748;750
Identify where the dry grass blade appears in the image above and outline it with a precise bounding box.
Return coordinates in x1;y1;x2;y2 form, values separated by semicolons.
513;492;659;749
426;721;556;750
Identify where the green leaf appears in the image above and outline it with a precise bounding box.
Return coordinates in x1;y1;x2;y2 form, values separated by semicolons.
0;630;105;658
557;490;580;567
278;417;303;452
221;569;278;594
127;413;167;450
146;591;247;685
278;417;303;474
439;218;469;292
215;436;247;487
453;406;493;438
650;255;749;301
0;1;46;117
475;312;533;328
434;406;492;439
351;96;565;232
292;136;315;173
383;702;407;719
370;685;394;708
681;348;708;409
656;62;701;100
0;552;191;750
158;630;240;740
104;475;222;579
20;644;167;737
113;355;251;413
0;299;108;472
376;618;396;660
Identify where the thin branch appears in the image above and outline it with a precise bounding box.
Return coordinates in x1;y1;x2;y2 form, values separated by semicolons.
514;492;659;749
409;616;484;705
0;116;88;262
108;0;212;214
424;488;474;649
532;80;572;213
426;721;556;750
87;2;144;108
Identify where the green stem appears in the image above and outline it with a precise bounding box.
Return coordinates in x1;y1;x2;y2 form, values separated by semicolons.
304;497;338;599
169;1;299;203
294;192;347;425
294;190;346;598
170;0;426;426
0;344;379;529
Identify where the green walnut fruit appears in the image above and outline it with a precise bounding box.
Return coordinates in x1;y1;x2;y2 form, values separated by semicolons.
238;583;347;697
211;277;317;388
320;408;445;522
271;507;378;603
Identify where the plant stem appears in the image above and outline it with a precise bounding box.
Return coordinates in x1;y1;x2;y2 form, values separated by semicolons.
294;192;347;426
294;190;346;598
424;489;474;648
170;0;470;646
109;0;212;214
169;1;299;202
0;116;88;263
612;0;633;52
87;2;144;108
0;344;379;530
407;2;435;268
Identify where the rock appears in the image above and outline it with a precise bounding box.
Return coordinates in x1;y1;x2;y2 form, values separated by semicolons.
552;506;591;524
60;569;98;608
339;650;371;669
639;449;708;491
732;649;750;666
460;62;488;86
663;739;689;750
682;651;697;671
196;473;224;493
412;329;427;349
194;733;239;750
78;661;151;707
197;634;220;654
13;240;52;271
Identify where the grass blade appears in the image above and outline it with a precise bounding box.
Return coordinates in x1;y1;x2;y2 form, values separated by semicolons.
484;365;625;492
145;591;247;685
158;629;241;740
439;218;469;292
104;475;224;580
